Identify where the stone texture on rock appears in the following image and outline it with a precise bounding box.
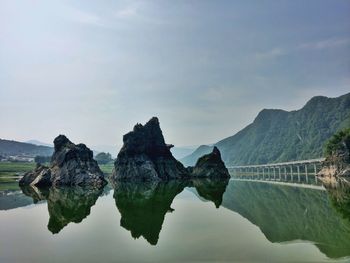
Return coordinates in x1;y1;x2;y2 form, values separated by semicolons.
19;135;106;187
111;117;188;181
191;146;230;178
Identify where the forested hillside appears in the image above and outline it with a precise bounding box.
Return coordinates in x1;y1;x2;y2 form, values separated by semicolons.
181;93;350;166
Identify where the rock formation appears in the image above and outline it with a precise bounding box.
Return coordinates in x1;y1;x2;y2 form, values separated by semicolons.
111;117;188;181
190;147;230;178
19;135;107;187
318;129;350;186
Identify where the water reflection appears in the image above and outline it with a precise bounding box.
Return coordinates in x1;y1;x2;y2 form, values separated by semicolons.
324;181;350;222
190;178;229;208
1;178;350;259
112;180;187;245
0;189;34;210
21;185;104;234
222;180;350;259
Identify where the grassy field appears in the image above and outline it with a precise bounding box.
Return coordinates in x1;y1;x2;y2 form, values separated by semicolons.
0;162;36;174
99;163;114;175
0;162;37;190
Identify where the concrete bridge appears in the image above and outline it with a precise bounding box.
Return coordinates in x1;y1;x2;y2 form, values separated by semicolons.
228;158;325;185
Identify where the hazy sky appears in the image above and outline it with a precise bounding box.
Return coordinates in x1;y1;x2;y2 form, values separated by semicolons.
1;0;349;150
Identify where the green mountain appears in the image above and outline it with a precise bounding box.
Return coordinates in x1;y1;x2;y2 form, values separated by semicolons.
0;139;53;157
181;92;350;166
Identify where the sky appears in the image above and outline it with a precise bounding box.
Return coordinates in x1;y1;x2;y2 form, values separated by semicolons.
0;0;349;151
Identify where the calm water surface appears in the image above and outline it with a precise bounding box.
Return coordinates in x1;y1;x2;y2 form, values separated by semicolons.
0;178;350;263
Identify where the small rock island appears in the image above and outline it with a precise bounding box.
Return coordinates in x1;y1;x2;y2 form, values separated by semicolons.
111;117;189;181
19;135;107;187
191;146;230;178
110;117;230;181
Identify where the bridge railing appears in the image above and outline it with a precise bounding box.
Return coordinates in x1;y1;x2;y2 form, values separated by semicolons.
228;158;325;186
227;158;325;169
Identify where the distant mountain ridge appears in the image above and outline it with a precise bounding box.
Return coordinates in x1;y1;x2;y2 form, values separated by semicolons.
181;92;350;166
25;140;53;147
0;139;53;157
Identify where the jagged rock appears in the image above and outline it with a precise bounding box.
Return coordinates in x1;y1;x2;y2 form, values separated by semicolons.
19;135;106;187
19;164;51;186
190;146;230;178
111;117;188;181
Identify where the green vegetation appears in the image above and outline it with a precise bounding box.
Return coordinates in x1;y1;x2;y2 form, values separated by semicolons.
99;163;114;175
94;152;113;164
324;128;350;156
0;162;35;174
182;93;350;166
0;162;36;190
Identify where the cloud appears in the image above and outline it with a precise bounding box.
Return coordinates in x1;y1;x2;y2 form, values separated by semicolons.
298;37;350;50
255;48;287;60
65;6;104;27
255;37;350;60
115;5;138;19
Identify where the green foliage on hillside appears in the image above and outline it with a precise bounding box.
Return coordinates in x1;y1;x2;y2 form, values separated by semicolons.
181;93;350;166
324;128;350;156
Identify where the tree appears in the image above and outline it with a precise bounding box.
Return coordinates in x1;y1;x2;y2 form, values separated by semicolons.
94;152;113;164
324;128;350;156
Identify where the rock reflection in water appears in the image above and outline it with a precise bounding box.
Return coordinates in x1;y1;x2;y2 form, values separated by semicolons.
191;178;229;208
21;185;103;234
112;180;187;245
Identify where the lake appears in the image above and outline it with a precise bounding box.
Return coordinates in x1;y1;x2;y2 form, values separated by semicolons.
0;177;350;263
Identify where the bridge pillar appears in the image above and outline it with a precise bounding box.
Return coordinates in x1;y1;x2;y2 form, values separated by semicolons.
297;166;300;182
262;168;265;179
305;164;308;183
273;167;276;180
278;167;281;180
313;164;317;175
314;163;318;183
284;166;287;180
290;166;293;181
